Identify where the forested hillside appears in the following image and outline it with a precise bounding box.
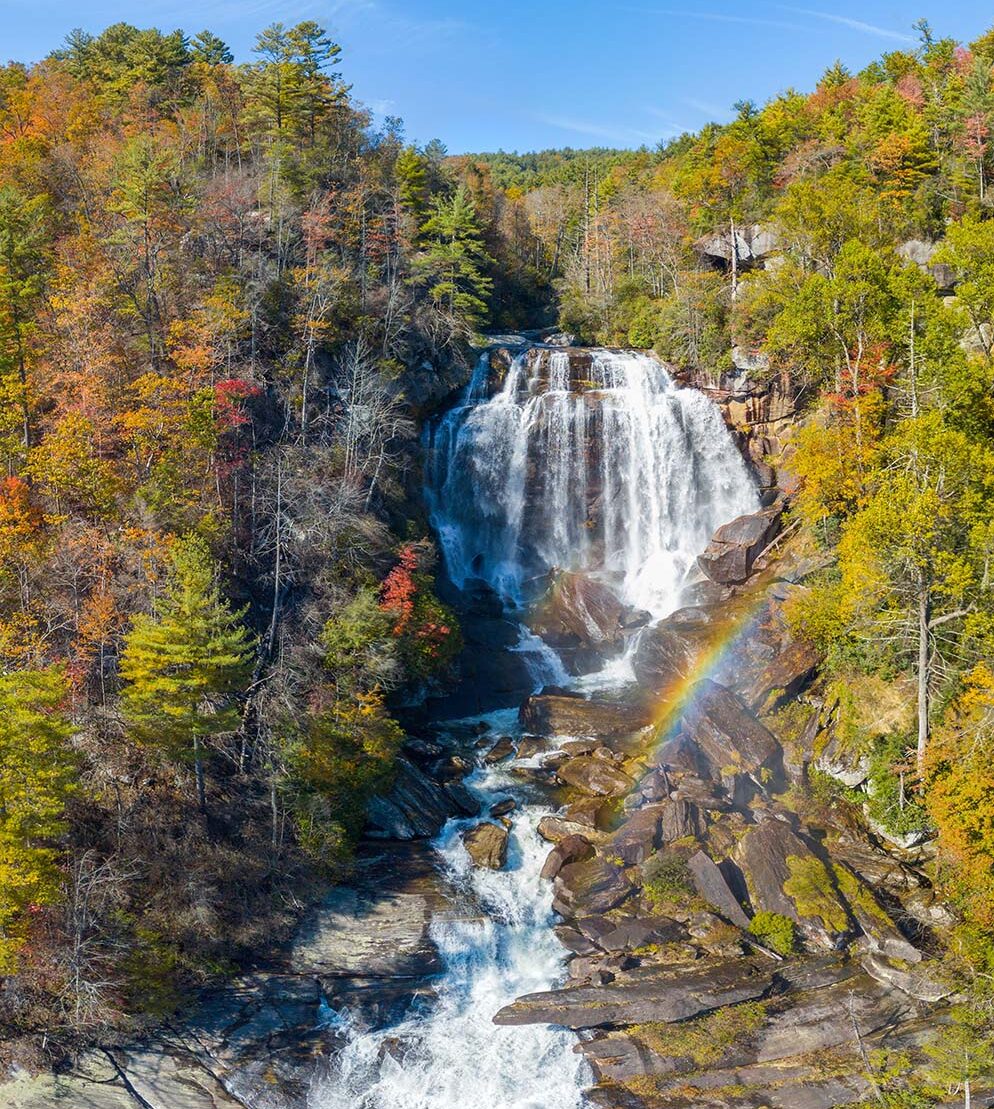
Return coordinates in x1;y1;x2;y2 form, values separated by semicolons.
0;19;545;1056
8;13;994;1090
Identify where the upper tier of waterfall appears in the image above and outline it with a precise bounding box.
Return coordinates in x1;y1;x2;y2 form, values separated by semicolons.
426;346;759;621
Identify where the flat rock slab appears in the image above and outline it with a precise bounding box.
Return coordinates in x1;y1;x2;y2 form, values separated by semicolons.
519;693;652;738
493;960;773;1029
290;886;440;978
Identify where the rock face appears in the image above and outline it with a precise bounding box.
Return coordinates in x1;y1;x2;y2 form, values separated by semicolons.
687;850;750;928
682;680;783;789
736;820;850;948
494;960;774;1029
529;571;628;665
697;507;782;584
519;691;652;737
462;821;509;869
365;757;463;839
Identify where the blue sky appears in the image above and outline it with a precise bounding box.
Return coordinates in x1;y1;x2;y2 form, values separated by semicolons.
3;1;994;152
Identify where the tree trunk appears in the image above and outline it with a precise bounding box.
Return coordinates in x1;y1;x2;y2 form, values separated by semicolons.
729;216;738;299
916;586;930;775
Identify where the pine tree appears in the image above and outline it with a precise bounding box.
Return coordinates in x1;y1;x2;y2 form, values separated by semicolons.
0;667;76;972
413;185;494;333
119;536;253;813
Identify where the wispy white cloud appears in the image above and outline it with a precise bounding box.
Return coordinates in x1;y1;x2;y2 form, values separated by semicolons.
534;113;665;145
619;7;806;32
777;6;914;43
682;96;729;119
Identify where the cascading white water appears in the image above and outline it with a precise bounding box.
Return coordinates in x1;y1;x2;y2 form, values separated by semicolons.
311;346;760;1108
426;347;759;619
311;719;589;1109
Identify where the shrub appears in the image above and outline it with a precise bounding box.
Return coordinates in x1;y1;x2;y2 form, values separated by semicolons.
747;910;799;955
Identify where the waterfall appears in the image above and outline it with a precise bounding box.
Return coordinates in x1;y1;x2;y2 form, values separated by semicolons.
311;345;759;1107
426;347;759;620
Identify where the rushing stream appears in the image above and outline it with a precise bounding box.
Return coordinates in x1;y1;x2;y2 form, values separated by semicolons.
313;711;589;1109
311;346;758;1108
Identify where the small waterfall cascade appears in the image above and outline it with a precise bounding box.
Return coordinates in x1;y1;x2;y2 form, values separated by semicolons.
426;346;759;619
311;716;589;1109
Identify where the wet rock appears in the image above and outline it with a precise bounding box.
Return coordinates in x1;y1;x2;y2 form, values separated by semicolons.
490;798;516;817
529;570;626;651
462;821;509;869
493;959;773;1029
483;736;516;764
519;692;652;738
541;834;595;880
557;755;635;797
552;856;634;917
698;507;782;584
443;781;480;816
631;622;696;691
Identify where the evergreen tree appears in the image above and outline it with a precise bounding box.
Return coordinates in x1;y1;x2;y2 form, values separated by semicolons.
413;185;494;334
0;667;76;972
119;536;253;812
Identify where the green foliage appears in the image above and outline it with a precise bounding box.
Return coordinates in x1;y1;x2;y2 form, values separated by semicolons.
0;666;76;972
641;851;694;907
120;536;253;782
413;185;495;336
634;1001;769;1067
865;733;930;837
783;854;849;933
747;910;799;956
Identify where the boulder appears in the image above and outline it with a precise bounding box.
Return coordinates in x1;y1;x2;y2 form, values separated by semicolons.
529;571;626;651
461;821;509;869
541;834;595;880
736;820;850;948
682;680;783;788
493;959;774;1029
552;856;634;917
687;850;750;929
631;622;697;692
607;805;666;867
490;798;516;818
519;692;652;738
483;736;516;764
557;755;635;797
697;507;782;584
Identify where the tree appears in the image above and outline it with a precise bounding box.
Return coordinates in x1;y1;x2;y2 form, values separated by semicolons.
830;414;994;771
413;185;494;339
119;536;253;812
0;666;76;972
934;217;994;357
0;185;50;461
